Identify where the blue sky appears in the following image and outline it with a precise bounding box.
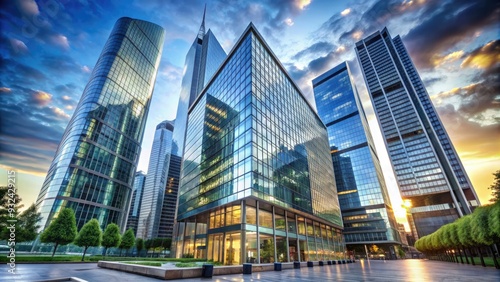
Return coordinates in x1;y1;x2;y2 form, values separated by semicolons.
1;0;499;221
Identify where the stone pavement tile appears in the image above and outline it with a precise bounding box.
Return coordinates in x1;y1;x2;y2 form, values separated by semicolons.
1;260;499;282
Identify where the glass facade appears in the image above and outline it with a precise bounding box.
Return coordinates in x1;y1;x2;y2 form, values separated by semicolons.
173;24;344;264
137;120;174;239
35;17;165;232
165;13;226;239
126;171;146;236
355;28;479;239
170;22;226;158
158;154;182;238
313;62;400;249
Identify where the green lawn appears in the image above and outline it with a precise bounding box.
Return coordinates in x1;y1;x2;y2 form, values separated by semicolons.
123;261;163;267
0;254;207;264
437;256;498;267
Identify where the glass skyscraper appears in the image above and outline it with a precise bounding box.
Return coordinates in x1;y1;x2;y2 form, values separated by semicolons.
173;23;344;265
137;120;174;239
170;8;226;158
163;9;226;238
355;28;479;239
158;153;182;238
35;17;165;232
126;171;146;236
313;62;400;255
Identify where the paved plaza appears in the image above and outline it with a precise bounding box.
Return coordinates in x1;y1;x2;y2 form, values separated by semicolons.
2;259;499;282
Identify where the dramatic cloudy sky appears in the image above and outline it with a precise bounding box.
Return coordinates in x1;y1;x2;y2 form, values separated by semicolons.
1;0;498;223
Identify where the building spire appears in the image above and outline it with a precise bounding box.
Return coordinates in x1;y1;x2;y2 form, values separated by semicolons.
197;4;206;39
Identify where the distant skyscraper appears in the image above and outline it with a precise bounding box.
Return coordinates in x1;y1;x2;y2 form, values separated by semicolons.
137;120;174;239
355;28;479;239
35;17;164;232
173;23;344;265
170;7;226;158
126;171;146;236
163;8;226;238
158;154;181;238
313;62;400;254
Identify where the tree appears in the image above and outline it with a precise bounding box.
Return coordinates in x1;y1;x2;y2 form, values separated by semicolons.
0;186;23;240
15;204;42;242
119;228;135;256
74;219;102;261
457;216;476;265
159;237;172;253
102;223;121;256
396;246;406;259
488;202;500;239
471;205;499;268
40;208;77;257
144;239;152;256
489;170;500;203
136;238;144;257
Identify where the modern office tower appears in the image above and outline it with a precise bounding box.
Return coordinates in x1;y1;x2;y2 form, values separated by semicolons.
396;223;409;246
163;8;226;238
137;120;174;239
173;23;344;265
158;154;182;238
35;17;165;232
170;8;226;158
126;171;146;236
355;28;479;239
312;62;400;257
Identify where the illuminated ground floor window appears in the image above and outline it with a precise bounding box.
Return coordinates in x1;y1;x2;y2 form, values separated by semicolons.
172;198;346;265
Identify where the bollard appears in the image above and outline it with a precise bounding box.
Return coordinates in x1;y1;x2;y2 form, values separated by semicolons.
274;262;282;271
319;261;324;266
202;264;213;278
243;263;252;274
307;261;314;267
342;260;346;264
293;261;301;269
327;260;332;265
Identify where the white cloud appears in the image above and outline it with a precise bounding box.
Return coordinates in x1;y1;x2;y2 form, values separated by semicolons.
32;90;52;106
295;0;312;10
51;107;70;119
16;0;40;16
51;34;70;50
341;8;351;16
81;65;91;73
10;38;28;54
284;18;294;26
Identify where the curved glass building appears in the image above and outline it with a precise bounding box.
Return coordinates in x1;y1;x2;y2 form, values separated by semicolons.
35;17;165;232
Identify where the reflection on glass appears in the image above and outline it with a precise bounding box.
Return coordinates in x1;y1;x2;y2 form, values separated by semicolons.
246;231;257;263
260;234;274;263
276;236;287;262
246;206;256;225
225;232;241;265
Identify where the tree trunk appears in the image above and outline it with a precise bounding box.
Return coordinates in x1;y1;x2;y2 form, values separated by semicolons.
468;248;476;265
490;245;500;269
477;247;486;267
51;243;59;258
458;248;464;264
120;249;123;257
81;246;88;262
103;247;108;257
463;247;470;264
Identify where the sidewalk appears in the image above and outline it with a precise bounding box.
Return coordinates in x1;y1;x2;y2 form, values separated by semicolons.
1;259;499;281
